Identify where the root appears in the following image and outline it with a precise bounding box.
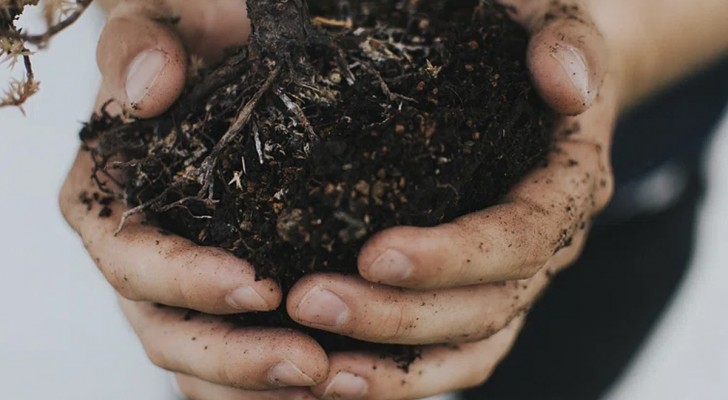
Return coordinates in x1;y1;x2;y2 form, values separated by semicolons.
312;16;352;29
356;59;416;103
157;196;216;218
275;88;318;142
113;185;191;235
197;65;282;198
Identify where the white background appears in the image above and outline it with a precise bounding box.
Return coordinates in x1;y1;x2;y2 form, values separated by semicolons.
0;5;726;400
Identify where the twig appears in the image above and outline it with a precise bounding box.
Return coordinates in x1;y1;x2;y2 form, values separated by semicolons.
335;46;356;85
355;58;416;103
275;88;319;142
156;196;215;216
22;53;34;81
312;16;352;29
0;0;93;48
252;121;264;164
197;65;281;198
113;190;169;236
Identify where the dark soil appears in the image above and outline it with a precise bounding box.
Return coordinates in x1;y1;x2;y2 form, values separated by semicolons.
81;0;554;366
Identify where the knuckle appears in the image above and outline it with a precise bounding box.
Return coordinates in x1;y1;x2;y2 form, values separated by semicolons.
467;365;496;389
144;343;170;370
175;261;199;309
103;266;140;300
475;313;509;341
508;202;555;273
556;138;614;213
218;331;252;387
376;305;408;342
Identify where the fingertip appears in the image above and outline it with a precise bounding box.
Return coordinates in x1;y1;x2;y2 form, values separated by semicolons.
225;280;282;313
125;46;186;118
528;40;592;115
277;329;331;385
359;226;455;289
358;226;422;286
527;21;606;115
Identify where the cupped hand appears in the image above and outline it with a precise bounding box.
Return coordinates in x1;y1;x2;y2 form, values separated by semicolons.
66;0;617;398
286;1;619;398
61;0;330;397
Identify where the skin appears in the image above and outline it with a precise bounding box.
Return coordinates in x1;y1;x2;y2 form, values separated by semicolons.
58;0;728;399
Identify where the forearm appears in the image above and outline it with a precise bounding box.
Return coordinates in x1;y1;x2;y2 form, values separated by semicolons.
593;0;728;110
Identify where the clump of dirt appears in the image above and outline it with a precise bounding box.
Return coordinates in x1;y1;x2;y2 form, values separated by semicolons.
81;0;554;363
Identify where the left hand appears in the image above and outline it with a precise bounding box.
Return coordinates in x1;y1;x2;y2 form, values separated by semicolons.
285;0;619;398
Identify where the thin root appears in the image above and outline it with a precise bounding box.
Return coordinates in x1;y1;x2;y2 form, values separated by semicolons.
276;89;319;142
197;65;282;198
312;16;353;29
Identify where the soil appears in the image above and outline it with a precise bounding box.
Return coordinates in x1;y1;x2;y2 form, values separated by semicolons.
81;0;554;366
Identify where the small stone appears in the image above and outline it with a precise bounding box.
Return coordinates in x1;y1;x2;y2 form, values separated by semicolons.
355;180;371;196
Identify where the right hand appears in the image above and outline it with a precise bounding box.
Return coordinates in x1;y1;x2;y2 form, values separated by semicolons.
60;1;329;397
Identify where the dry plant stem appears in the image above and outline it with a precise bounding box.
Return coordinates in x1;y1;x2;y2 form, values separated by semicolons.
114;189;171;235
0;0;92;47
355;58;416;103
275;88;318;142
1;0;93;107
197;64;282;199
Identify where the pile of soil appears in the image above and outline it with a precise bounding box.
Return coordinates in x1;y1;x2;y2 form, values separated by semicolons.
82;0;554;363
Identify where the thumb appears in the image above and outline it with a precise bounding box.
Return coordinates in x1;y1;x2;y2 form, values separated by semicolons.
507;1;607;115
96;3;187;119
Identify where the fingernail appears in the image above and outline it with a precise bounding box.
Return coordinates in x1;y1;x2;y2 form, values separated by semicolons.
296;286;349;327
368;248;414;283
268;359;315;387
323;372;368;400
125;49;167;104
551;43;594;106
225;286;270;311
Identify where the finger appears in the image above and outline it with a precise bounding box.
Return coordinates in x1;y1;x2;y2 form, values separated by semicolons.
504;0;607;114
312;316;525;400
175;373;317;400
287;273;544;345
59;149;281;314
358;102;616;290
97;1;187;118
287;226;587;345
120;298;329;390
96;0;251;118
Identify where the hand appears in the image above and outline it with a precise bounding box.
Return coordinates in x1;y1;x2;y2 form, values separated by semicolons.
60;1;329;397
284;1;619;398
95;0;251;118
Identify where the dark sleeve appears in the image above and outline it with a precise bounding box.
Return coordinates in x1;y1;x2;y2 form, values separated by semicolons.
603;55;728;220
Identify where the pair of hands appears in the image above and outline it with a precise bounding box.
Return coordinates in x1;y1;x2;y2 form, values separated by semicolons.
60;0;618;399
